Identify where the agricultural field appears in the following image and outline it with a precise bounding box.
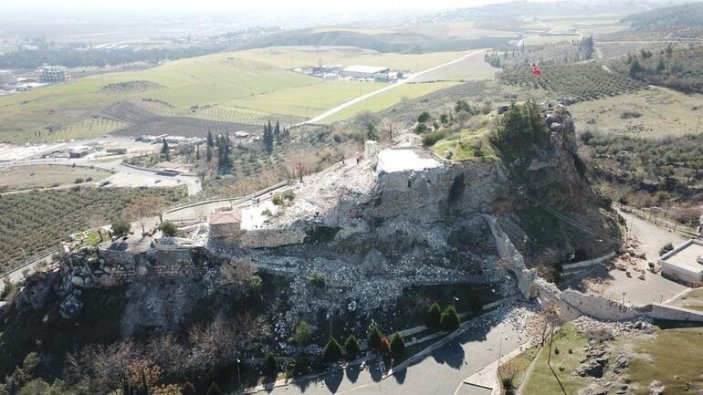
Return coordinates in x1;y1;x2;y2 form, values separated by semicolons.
521;34;581;46
321;81;460;124
412;50;498;82
499;62;643;101
0;186;187;273
230;46;473;72
0;164;111;193
570;86;703;138
0;47;475;143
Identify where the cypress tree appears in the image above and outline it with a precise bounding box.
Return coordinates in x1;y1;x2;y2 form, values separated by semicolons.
390;332;406;356
206;145;212;162
440;305;461;332
425;303;442;329
161;139;169;160
274;120;281;144
263;353;277;377
207;130;214;147
367;325;383;352
322;337;344;363
344;335;361;358
195;144;200;161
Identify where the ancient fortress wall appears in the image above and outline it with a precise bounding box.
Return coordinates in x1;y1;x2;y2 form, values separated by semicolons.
372;161;509;221
236;228;307;249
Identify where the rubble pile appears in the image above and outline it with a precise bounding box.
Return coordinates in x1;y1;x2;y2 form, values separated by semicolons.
609;237;649;279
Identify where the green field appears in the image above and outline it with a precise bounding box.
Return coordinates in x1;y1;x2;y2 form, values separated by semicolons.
0;164;111;192
0;48;475;143
322;81;460;123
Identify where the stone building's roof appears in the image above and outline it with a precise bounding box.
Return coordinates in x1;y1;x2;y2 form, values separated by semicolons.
208;210;241;225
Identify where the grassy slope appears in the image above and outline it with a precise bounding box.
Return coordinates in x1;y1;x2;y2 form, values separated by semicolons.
570;86;703;138
628;327;703;394
521;324;590;395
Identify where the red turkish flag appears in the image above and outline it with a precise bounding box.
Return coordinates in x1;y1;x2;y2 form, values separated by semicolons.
531;63;542;76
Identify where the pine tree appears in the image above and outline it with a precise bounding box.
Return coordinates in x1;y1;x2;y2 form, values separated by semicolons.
207;130;214;147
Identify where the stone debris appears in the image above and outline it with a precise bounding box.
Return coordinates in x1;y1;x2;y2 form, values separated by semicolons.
649;380;666;395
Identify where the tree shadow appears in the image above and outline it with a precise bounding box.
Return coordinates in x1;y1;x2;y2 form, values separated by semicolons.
345;364;360;383
324;369;344;393
393;366;407;384
369;361;384;382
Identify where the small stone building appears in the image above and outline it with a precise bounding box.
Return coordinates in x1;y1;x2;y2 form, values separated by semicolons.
659;239;703;284
208;210;242;238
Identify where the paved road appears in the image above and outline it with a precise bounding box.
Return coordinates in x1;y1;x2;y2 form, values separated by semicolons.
305;49;486;124
254;309;524;395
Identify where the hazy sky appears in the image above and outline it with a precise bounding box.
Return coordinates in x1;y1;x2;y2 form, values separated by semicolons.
11;0;518;13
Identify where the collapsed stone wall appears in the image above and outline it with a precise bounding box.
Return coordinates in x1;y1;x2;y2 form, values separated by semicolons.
370;160;512;222
56;245;211;319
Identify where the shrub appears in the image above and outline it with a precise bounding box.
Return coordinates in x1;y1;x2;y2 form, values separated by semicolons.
418;111;432;124
111;218;131;237
344;335;361;358
22;352;41;373
415;123;429;134
390;332;406;356
322;338;344;363
367;325;383;352
422;130;447;147
440;305;461;332
659;242;674;256
74;178;84;184
206;382;221;395
158;221;177;237
310;272;326;287
262;353;277;377
425;303;442;329
294;321;312;347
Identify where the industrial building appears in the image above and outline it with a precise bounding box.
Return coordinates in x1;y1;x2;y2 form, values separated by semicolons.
659;239;703;284
342;65;390;80
312;64;342;77
37;65;70;84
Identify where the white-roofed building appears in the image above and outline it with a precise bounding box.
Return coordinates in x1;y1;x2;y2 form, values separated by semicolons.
659;239;703;284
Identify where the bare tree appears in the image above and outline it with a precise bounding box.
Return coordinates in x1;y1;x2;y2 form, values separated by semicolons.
124;196;168;236
355;111;380;140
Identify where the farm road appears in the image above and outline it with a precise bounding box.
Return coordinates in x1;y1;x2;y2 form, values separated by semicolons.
305;49;486;124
